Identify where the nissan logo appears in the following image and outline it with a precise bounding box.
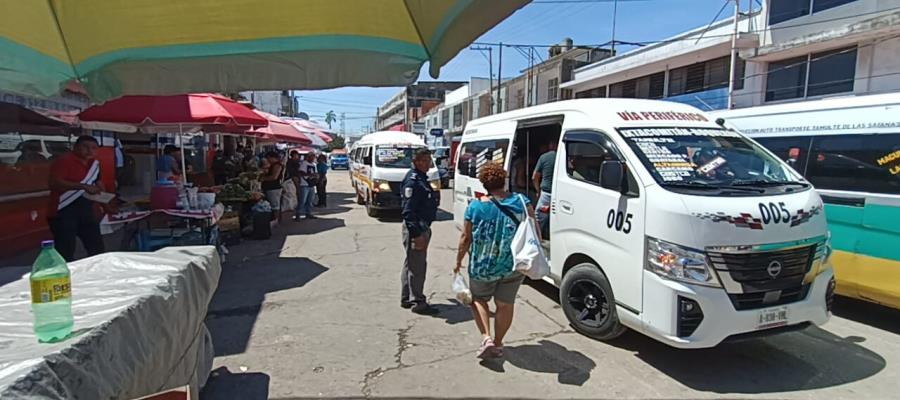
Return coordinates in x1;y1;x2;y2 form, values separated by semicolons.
767;260;783;279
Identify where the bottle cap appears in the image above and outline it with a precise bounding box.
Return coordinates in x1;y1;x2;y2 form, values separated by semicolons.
40;240;55;249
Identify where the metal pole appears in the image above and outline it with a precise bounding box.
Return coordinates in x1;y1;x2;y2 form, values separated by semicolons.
497;42;503;114
611;0;618;55
727;0;740;110
178;124;188;184
488;47;493;115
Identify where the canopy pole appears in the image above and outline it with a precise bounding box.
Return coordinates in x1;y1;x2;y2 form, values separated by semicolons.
179;124;188;184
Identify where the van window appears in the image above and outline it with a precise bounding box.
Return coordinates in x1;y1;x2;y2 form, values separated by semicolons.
805;133;900;195
564;131;639;196
362;147;373;166
620;127;804;195
753;136;812;175
375;145;422;169
457;139;510;178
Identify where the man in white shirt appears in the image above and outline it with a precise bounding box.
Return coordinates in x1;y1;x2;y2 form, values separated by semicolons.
294;153;318;220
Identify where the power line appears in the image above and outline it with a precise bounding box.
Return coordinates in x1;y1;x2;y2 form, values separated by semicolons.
470;6;900;49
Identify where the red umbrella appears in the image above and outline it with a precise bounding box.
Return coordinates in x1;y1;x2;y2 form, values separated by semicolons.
78;93;268;183
250;111;312;145
288;119;333;143
78;93;268;129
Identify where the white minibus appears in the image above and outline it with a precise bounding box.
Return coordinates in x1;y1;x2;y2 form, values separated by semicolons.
455;99;834;348
349;131;440;217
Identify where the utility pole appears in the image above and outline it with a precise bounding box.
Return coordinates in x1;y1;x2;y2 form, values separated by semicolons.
727;0;741;110
611;0;618;55
471;45;494;115
340;112;346;135
497;42;503;114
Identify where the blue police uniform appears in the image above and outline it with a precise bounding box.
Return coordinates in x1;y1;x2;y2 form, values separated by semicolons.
400;168;438;309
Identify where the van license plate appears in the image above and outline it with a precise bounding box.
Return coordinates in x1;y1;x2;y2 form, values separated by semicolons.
757;306;789;330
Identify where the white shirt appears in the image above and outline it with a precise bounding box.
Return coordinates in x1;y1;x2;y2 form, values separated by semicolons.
298;160;316;186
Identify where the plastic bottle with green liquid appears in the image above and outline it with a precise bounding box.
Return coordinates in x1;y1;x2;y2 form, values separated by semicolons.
30;240;73;342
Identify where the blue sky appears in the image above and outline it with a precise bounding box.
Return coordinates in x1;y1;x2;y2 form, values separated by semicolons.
296;0;738;134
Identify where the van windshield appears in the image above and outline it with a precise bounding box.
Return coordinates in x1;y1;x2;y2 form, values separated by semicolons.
619;127;808;193
375;146;423;169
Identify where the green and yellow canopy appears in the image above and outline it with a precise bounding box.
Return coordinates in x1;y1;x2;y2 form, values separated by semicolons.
0;0;528;101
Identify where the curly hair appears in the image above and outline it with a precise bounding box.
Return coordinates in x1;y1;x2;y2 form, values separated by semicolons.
478;161;507;191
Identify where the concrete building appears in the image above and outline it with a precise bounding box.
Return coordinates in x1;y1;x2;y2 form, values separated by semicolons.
240;90;295;116
374;81;465;131
562;0;900;111
420;41;612;146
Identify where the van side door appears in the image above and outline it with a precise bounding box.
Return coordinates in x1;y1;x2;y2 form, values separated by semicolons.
453;138;511;227
552;130;645;312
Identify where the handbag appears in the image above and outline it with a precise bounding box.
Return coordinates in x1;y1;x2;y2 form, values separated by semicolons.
490;194;550;280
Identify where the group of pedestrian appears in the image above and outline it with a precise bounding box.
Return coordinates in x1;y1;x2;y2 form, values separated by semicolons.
399;148;535;360
286;150;329;220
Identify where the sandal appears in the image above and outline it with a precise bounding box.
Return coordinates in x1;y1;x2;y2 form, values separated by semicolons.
476;337;496;359
491;345;504;358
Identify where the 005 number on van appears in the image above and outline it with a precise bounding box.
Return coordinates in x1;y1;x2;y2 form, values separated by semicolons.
758;201;790;224
606;209;633;234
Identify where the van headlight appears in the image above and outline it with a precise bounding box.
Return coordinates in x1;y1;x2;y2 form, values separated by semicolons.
429;180;441;190
646;237;720;287
373;179;391;192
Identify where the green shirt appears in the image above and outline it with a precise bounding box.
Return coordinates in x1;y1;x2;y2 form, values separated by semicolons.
534;150;556;193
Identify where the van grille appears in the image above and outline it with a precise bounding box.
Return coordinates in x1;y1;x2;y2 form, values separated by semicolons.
709;245;817;311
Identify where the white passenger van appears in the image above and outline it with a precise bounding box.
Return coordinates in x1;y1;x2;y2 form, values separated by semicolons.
349;131;440;217
455;99;834;349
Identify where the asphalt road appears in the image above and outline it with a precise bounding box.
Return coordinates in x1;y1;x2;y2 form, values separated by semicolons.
201;172;900;400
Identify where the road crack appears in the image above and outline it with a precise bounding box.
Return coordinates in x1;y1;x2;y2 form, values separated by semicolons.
361;319;417;398
521;297;566;329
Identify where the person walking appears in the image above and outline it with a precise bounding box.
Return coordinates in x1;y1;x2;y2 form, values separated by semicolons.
455;162;539;359
532;140;557;237
400;148;439;315
47;136;106;261
315;154;328;207
294;153;318;220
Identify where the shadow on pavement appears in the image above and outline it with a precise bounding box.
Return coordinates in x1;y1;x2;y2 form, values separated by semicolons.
832;295;900;335
280;216;346;236
205;255;329;356
200;367;269;400
429;298;474;324
306;192;354;217
478;339;595;386
523;279;885;393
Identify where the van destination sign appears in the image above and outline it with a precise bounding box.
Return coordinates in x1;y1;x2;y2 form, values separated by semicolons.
617;111;709;122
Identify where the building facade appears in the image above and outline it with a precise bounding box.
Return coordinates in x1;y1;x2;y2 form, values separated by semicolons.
562;0;900;111
239;90;295;116
374;81;466;131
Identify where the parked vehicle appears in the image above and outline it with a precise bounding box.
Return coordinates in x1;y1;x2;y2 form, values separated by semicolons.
712;93;900;310
0;134;71;165
330;149;349;170
431;146;452;188
455;99;834;349
349;131;440;217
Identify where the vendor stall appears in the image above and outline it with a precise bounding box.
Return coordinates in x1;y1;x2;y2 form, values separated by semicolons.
0;246;221;399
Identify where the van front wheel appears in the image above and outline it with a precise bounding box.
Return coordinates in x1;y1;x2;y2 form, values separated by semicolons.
560;263;627;341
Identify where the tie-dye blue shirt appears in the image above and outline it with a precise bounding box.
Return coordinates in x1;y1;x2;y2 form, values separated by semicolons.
464;193;529;282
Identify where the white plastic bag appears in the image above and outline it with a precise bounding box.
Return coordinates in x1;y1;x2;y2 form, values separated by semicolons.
511;196;550;280
452;273;473;305
281;179;297;211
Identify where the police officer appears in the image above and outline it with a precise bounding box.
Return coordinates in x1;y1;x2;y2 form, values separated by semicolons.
400;148;439;314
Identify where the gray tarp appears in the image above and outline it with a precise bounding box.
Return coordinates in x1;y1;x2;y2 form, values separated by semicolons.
0;246;221;399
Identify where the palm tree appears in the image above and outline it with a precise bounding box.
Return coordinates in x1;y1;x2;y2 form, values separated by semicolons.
324;110;337;129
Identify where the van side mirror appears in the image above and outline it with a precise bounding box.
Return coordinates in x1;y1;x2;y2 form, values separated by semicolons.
600;160;625;192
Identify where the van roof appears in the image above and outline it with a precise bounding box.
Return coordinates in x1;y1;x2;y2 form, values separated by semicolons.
710;92;900;119
353;131;426;147
464;98;719;132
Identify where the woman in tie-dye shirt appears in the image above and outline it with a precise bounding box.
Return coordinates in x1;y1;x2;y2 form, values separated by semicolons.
455;162;539;359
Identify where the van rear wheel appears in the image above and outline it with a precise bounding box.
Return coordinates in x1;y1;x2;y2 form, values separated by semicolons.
560;263;627;341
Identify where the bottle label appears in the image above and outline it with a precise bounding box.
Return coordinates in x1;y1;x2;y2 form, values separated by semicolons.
31;277;71;303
